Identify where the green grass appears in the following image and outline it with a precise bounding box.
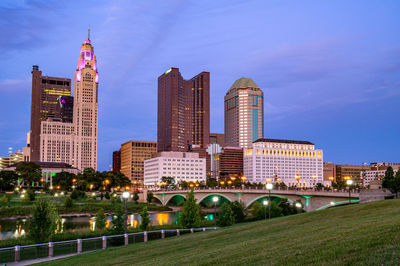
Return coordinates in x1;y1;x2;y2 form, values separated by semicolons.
37;199;400;265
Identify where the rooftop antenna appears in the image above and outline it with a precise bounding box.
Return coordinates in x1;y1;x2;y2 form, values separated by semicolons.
88;26;90;40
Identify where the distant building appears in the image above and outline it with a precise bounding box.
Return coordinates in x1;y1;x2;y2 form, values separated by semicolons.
219;147;244;179
209;133;225;147
112;150;121;173
362;163;400;186
121;141;157;185
323;162;337;183
144;151;206;186
30;65;71;161
244;139;323;187
157;68;210;152
336;164;370;185
0;150;23;170
225;78;264;149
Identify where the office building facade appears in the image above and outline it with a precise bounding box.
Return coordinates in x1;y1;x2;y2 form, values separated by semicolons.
30;65;71;161
144;151;206;186
244;139;323;187
157;68;210;152
120;141;157;184
224;78;264;149
112;150;121;173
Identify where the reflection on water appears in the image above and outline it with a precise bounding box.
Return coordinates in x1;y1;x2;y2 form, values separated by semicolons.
0;212;179;240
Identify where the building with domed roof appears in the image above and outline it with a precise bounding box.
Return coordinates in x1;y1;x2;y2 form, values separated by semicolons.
224;78;264;149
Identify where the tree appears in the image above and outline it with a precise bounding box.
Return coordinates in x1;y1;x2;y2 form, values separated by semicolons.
179;190;202;228
140;207;151;231
95;208;106;230
315;183;324;189
229;201;246;223
29;196;60;243
206;178;218;188
15;162;41;187
53;171;76;191
217;203;235;227
278;198;296;216
132;191;139;204
147;191;153;203
382;166;395;189
110;205;125;234
161;176;175;187
0;195;10;207
77;168;102;191
0;170;18;191
26;189;36;201
390;171;400;197
251;201;282;220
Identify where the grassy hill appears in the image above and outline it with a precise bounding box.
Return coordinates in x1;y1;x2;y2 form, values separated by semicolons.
39;199;400;265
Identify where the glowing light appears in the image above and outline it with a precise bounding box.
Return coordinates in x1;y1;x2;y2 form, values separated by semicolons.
295;202;302;208
263;200;268;206
212;196;219;203
76;71;81;82
95;73;99;83
266;183;273;190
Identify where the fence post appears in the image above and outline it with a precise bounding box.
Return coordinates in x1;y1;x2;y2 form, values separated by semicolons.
161;230;165;239
77;239;82;254
48;242;53;257
14;246;20;262
190;228;194;233
176;229;180;236
203;227;206;231
144;231;148;242
124;234;128;246
102;236;107;250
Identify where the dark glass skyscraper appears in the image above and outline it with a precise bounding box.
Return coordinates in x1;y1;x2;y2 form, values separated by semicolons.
157;68;210;152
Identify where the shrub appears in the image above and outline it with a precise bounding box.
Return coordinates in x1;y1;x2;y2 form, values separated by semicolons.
27;189;36;201
179;190;202;228
147;191;153;203
110;205;125;234
105;191;110;200
0;195;9;207
217;203;235;227
29;196;60;243
132;191;139;204
64;196;73;209
70;190;79;200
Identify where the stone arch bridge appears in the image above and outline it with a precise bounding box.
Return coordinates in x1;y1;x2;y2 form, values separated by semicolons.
151;188;360;212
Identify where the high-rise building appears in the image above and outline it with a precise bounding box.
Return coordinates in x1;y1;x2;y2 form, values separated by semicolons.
157;68;210;152
30;65;71;161
224;78;264;149
112;150;121;173
73;31;99;170
219;147;244;179
244;139;323;187
120;141;157;184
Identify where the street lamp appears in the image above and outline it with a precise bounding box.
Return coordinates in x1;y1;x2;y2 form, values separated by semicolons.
122;191;130;234
212;196;219;227
295;202;302;208
346;179;353;205
266;183;273;219
263;200;268;219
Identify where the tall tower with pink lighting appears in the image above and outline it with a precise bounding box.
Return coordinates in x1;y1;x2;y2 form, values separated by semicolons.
73;29;99;170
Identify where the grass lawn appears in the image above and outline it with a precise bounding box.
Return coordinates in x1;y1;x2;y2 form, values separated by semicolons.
38;199;400;265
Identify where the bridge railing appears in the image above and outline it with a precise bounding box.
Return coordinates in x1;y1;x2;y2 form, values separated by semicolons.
0;227;217;264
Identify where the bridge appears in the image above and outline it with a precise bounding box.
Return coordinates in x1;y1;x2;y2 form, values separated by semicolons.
151;188;360;212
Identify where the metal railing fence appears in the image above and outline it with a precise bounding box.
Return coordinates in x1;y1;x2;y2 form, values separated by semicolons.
0;227;216;264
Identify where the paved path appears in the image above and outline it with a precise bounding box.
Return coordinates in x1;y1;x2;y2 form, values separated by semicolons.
5;251;95;266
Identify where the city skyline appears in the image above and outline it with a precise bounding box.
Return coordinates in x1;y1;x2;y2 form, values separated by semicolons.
0;0;399;171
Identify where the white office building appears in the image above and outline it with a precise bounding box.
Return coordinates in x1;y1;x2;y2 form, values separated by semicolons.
244;138;323;187
144;151;206;186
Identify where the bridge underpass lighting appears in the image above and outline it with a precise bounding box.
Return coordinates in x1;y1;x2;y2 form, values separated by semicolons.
212;196;219;203
263;200;268;206
330;201;335;206
295;202;302;208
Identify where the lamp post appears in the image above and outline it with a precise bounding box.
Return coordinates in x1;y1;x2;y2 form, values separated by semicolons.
346;179;353;205
263;200;268;219
122;191;130;234
212;196;219;227
266;183;273;219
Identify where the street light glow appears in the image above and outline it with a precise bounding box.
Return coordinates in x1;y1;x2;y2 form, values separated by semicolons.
212;196;219;203
346;180;353;186
330;201;335;206
263;200;268;206
295;202;302;208
122;191;130;199
266;183;273;190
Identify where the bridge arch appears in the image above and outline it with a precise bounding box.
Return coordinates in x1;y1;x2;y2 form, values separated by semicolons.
197;193;234;207
315;199;360;211
165;194;187;206
152;195;163;205
245;194;295;209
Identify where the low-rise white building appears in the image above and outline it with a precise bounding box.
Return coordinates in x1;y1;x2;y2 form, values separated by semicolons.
362;164;399;187
244;138;324;187
144;151;206;186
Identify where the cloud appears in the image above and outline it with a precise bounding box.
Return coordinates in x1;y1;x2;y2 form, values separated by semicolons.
0;78;30;92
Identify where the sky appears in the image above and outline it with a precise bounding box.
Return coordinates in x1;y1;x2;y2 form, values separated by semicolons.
0;0;399;171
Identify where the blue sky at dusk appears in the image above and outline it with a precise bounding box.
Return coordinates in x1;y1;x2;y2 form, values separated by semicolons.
0;0;399;171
